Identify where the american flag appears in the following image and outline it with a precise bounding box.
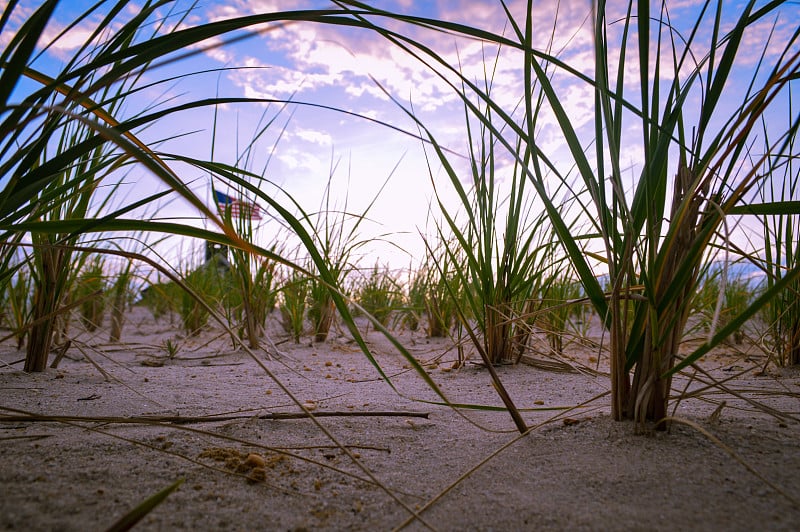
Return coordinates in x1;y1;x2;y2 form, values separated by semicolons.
214;190;262;221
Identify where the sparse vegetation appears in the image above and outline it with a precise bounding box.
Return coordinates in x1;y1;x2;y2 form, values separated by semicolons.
75;255;107;333
279;268;309;343
353;263;404;329
108;260;134;343
1;1;799;529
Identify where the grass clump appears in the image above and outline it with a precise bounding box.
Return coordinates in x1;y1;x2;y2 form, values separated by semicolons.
108;260;134;343
758;96;800;366
179;255;228;337
279;268;310;344
353;263;404;330
538;275;584;358
691;263;755;345
299;157;396;342
415;241;463;339
75;255;107;333
4;261;32;350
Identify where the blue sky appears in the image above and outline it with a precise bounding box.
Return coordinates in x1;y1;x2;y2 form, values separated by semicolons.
3;0;799;270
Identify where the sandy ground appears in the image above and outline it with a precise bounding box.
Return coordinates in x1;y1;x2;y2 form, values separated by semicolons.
1;305;799;531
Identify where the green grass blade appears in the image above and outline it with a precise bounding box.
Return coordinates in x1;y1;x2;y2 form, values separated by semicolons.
105;477;184;532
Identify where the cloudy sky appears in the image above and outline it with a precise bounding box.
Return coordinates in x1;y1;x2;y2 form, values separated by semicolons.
5;0;799;268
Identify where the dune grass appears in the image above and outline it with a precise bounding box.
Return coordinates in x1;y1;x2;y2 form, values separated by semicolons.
312;0;800;430
74;254;107;333
352;262;404;330
0;0;800;528
409;239;462;339
107;259;132;342
2;4;800;526
278;266;310;343
757;91;800;366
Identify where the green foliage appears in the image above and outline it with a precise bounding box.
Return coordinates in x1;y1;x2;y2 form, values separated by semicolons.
299;160;396;342
179;259;228;337
353;263;404;329
758;92;800;366
424;103;557;364
691;264;753;344
762;283;800;366
399;268;425;333
139;278;180;323
210;102;288;349
689;266;720;335
108;261;134;343
225;247;280;348
162;338;180;360
0;1;166;370
5;265;32;349
407;245;462;338
308;276;337;343
248;257;279;339
538;276;583;357
722;273;753;345
279;269;309;343
26;240;72;370
75;255;106;332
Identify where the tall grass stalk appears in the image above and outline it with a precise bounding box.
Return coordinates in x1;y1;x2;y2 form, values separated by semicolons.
586;2;800;426
234;250;279;348
210;102;288;349
279;267;309;344
353;263;404;330
108;259;133;343
302;156;396;342
426;95;557;366
5;260;31;349
409;241;462;338
758;92;800;365
416;68;563;432
336;0;800;429
23;124;119;370
75;254;106;333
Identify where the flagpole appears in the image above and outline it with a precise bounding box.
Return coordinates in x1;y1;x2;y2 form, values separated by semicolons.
204;179;208;231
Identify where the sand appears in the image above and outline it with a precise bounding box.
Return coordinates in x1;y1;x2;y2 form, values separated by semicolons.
1;305;799;531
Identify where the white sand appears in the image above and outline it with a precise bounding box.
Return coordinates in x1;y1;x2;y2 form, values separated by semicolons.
1;306;799;531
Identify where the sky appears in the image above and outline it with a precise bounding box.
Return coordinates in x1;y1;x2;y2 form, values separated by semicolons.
3;0;799;273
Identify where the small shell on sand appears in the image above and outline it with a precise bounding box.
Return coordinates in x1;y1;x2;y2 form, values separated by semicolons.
244;453;266;469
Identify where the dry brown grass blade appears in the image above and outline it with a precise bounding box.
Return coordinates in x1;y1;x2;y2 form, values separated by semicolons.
0;410;430;424
672;361;799;424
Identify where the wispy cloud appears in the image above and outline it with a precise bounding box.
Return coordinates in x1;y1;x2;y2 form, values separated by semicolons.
293;127;334;146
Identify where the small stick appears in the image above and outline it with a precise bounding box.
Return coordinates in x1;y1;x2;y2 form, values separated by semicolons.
0;410;431;425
